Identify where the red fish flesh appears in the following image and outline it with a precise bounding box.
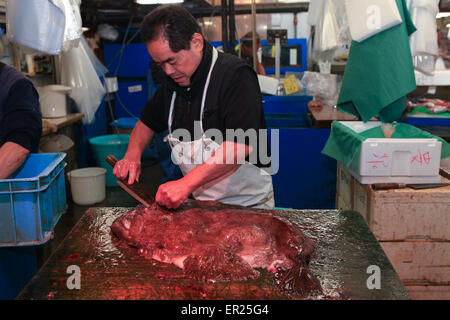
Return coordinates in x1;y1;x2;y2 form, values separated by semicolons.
111;200;321;296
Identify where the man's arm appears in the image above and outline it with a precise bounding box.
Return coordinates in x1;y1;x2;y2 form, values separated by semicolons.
0;142;30;179
155;141;252;208
113;120;155;184
257;60;266;75
156;63;264;208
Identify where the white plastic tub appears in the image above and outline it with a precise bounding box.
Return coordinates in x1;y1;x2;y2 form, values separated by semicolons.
67;168;106;205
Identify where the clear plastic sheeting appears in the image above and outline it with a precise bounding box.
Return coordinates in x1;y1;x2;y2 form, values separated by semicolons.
300;71;341;106
61;36;106;125
408;0;440;75
51;0;82;52
6;0;65;55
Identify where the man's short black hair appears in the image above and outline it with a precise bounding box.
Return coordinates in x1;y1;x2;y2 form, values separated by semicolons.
140;4;202;53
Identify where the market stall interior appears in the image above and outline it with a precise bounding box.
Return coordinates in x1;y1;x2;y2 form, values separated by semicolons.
0;0;450;301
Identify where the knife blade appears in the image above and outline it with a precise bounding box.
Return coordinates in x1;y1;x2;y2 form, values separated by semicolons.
105;154;156;208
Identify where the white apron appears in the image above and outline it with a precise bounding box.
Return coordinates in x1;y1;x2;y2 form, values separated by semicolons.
167;47;274;209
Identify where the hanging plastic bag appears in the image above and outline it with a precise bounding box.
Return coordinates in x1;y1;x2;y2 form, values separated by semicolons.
313;0;339;53
6;0;65;55
334;0;352;46
409;0;439;75
80;37;108;76
344;0;403;42
51;0;82;52
61;36;106;124
307;0;325;26
310;0;341;72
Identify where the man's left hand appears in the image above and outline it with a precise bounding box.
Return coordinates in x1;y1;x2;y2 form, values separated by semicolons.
155;179;191;209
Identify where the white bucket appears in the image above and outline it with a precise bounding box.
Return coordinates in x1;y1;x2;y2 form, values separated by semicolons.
38;85;72;118
68;167;106;205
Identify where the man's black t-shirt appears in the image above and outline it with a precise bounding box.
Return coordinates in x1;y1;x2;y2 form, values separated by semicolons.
140;41;270;168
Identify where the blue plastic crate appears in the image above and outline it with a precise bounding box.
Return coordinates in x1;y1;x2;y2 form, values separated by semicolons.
0;153;67;247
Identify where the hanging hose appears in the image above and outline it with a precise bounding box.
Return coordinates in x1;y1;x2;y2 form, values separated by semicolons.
221;0;229;53
106;15;137;144
229;0;236;54
251;0;257;73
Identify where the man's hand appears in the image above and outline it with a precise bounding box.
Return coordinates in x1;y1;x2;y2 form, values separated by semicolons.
308;98;324;111
155;179;192;209
154;141;252;209
112;120;155;185
0;142;30;179
113;158;141;185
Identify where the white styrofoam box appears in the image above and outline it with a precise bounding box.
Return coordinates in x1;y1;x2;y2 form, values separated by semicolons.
257;75;280;95
347;167;441;184
340;121;442;184
358;138;441;177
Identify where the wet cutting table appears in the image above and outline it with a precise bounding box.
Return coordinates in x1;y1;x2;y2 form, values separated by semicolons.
16;203;409;300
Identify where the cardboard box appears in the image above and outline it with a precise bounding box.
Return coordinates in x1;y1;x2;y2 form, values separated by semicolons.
336;163;450;299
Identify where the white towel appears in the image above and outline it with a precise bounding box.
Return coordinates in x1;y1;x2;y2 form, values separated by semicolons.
345;0;403;42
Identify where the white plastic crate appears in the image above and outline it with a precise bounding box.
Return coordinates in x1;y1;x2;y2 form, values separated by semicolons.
340;121;442;184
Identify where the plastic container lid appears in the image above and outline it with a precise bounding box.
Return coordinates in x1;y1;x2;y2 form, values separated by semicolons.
89;134;130;146
39;134;74;153
68;167;106;179
39;85;72;93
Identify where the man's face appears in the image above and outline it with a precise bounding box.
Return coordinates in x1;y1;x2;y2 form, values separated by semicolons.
147;34;203;87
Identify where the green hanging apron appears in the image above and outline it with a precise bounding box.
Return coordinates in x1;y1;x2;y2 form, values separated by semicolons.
337;0;417;123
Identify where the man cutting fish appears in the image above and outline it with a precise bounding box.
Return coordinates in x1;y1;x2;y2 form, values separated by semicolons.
113;5;274;209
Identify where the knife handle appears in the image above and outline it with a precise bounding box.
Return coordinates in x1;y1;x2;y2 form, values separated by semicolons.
105;154;119;168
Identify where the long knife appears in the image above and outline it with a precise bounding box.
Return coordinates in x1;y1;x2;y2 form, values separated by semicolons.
105;154;156;208
372;182;450;190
